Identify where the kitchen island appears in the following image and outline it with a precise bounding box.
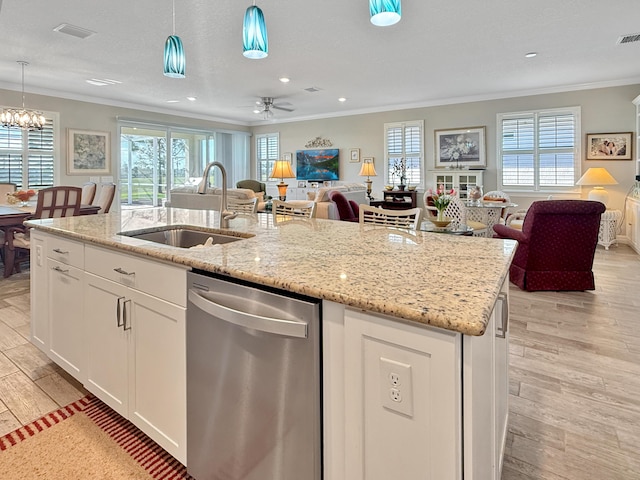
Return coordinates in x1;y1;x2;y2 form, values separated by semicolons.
26;207;516;480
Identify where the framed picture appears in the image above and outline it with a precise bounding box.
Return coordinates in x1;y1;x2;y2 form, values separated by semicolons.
283;152;292;161
350;148;360;163
586;132;632;160
297;180;307;188
435;126;486;169
67;129;110;175
323;181;332;187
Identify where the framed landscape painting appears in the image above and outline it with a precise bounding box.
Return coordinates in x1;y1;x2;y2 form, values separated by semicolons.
586;132;632;160
435;126;486;169
67;129;111;174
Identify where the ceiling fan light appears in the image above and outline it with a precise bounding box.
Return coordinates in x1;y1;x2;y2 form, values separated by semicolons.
369;0;401;26
243;5;268;59
164;35;185;78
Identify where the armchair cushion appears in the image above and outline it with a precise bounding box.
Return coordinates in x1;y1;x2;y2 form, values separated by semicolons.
493;200;605;291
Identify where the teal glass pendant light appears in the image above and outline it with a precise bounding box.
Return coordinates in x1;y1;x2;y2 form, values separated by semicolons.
243;2;268;59
369;0;402;26
164;0;185;77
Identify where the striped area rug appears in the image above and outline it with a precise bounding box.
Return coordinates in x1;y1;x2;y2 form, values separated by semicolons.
0;394;191;480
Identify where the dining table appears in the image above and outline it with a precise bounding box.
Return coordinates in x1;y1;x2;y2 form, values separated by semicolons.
1;202;101;277
464;201;518;237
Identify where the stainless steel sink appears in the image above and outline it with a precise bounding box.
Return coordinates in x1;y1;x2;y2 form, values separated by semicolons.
118;226;252;248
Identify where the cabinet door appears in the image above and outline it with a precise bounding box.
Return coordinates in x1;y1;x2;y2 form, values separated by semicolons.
434;174;454;192
84;272;130;417
29;231;48;353
48;259;85;381
463;283;509;480
626;200;640;253
128;289;187;464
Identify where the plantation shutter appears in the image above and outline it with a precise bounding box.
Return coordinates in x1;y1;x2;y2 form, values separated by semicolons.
385;120;423;187
256;133;279;182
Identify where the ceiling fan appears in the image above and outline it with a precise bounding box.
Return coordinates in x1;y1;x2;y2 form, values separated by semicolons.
254;97;294;119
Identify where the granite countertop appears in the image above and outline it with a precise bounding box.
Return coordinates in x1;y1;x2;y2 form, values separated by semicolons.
26;207;517;336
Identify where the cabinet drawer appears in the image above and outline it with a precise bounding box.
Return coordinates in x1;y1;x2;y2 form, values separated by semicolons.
47;236;84;269
85;245;187;307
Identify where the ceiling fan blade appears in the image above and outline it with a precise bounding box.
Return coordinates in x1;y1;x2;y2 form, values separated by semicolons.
272;105;294;112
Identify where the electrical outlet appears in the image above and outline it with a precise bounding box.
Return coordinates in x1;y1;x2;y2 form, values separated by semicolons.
379;357;413;416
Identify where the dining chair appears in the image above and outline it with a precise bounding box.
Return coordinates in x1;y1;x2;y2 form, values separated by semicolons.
3;186;82;277
94;183;116;213
272;200;316;219
228;197;258;214
359;205;422;230
0;182;17;203
81;182;97;205
423;193;487;237
483;190;512;222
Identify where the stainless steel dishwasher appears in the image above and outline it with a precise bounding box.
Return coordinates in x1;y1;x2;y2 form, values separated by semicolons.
186;271;322;480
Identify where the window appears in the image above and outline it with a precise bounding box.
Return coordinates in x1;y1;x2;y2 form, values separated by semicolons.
498;107;580;192
256;133;279;182
0;115;57;189
385;121;423;186
119;121;250;207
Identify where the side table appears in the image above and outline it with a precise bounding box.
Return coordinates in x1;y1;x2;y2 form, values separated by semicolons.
598;209;622;250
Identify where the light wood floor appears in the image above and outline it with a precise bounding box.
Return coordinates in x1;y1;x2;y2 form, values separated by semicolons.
1;246;639;479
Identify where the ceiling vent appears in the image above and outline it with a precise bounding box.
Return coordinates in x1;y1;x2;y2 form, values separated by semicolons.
617;33;640;44
304;87;323;93
53;23;96;39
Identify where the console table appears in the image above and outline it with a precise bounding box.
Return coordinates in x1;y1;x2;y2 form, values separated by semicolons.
371;190;417;210
598;209;622;250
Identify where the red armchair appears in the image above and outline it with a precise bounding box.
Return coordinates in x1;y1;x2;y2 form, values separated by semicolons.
329;190;360;222
493;200;605;291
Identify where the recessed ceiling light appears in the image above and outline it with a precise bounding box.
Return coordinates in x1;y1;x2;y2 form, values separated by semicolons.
525;52;537;58
253;109;261;114
279;77;290;83
186;96;197;101
338;97;347;102
166;100;180;103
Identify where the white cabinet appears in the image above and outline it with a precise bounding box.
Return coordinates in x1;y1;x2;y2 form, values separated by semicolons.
431;171;484;200
463;283;509;480
84;245;187;464
46;235;86;381
327;279;509;480
626;197;640;254
29;231;48;353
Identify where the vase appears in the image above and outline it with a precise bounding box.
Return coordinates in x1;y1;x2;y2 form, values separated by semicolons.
436;209;446;221
397;184;406;191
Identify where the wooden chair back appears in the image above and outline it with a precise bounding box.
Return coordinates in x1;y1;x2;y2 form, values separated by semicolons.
272;200;316;219
228;197;258;214
33;186;81;219
81;182;97;205
95;183;116;213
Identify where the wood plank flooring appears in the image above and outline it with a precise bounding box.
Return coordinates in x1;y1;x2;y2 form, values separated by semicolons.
1;245;639;479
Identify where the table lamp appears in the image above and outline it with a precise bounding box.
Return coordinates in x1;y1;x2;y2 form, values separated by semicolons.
359;159;377;201
576;167;618;207
270;159;295;200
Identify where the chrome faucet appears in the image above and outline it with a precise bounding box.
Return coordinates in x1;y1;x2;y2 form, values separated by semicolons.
198;161;237;228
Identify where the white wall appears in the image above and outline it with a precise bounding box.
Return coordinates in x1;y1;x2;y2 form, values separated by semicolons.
253;84;640;212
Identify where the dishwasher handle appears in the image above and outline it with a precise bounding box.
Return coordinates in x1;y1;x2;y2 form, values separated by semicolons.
188;289;308;338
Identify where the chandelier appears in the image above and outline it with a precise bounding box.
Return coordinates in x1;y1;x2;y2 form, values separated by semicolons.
0;61;46;130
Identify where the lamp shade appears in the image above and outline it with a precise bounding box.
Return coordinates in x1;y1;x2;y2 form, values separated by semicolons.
359;161;377;177
243;5;268;59
369;0;401;26
270;160;295;180
576;167;618;206
164;35;185;78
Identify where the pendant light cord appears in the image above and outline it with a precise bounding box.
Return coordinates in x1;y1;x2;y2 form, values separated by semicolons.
20;61;27;109
172;0;176;35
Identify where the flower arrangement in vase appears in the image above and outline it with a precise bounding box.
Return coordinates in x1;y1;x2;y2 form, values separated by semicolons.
391;158;407;190
428;185;456;224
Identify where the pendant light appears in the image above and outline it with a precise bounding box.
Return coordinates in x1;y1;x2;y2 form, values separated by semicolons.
369;0;402;26
243;1;268;59
164;0;185;78
0;61;46;131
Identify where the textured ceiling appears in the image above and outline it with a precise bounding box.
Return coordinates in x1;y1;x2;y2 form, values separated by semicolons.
1;0;639;126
